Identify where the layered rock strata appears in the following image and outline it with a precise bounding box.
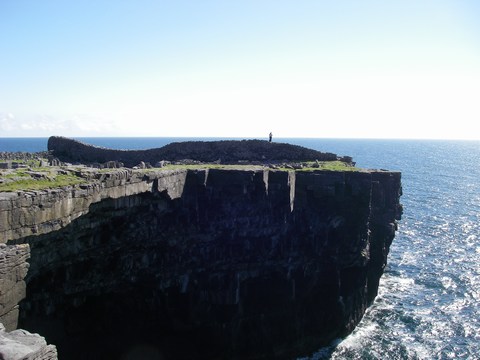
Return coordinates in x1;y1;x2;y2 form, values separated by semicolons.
0;244;29;331
0;244;57;359
0;167;402;359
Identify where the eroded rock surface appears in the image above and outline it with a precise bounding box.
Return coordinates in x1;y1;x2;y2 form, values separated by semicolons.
0;245;57;360
0;323;57;360
1;167;402;359
0;244;30;331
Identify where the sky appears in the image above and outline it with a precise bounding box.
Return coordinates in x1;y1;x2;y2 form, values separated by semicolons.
1;0;479;139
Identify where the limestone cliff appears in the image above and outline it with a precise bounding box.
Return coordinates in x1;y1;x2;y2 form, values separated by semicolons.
0;244;57;359
0;323;57;360
0;167;402;359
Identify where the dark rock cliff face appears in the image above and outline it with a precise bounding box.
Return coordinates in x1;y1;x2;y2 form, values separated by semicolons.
1;168;402;360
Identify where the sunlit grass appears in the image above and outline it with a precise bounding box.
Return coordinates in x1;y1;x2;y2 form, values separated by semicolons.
153;160;361;172
299;161;361;172
0;172;85;192
0;161;362;192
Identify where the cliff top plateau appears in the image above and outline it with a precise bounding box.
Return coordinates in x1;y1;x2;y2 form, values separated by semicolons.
1;136;364;193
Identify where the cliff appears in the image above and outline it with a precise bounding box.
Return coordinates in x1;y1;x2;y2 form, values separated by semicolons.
0;167;402;359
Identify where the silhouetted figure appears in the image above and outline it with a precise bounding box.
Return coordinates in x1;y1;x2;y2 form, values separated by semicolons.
269;132;272;142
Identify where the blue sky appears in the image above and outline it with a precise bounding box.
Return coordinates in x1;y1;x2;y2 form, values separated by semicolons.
1;0;479;139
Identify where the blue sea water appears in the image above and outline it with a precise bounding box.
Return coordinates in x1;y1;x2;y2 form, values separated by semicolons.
1;137;480;359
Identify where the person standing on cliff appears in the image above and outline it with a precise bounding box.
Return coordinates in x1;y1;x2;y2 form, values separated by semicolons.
269;132;273;142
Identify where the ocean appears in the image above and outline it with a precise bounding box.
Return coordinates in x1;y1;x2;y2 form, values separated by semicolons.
1;137;479;359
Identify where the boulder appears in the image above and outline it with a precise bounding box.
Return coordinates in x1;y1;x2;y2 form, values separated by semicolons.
0;323;57;360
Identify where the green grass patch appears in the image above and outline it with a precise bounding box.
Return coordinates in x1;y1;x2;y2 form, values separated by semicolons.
299;161;361;172
0;173;86;192
4;170;30;179
152;161;361;172
0;161;362;192
157;164;265;171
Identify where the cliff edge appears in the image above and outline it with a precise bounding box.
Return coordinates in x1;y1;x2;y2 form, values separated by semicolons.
0;163;402;359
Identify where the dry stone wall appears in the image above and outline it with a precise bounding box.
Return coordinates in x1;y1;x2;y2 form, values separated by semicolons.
48;136;342;167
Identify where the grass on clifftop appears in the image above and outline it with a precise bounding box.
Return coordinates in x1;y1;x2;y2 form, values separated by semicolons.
0;170;86;192
298;160;359;172
159;160;359;172
0;161;361;192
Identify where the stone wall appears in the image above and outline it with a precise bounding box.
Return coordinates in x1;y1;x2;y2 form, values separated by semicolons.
47;136;342;167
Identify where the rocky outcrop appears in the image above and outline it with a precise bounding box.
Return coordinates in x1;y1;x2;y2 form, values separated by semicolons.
0;169;187;243
0;167;402;359
0;244;57;359
47;136;342;167
0;323;57;360
0;244;30;331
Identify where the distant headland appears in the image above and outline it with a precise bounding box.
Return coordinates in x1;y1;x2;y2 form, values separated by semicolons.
47;136;353;168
